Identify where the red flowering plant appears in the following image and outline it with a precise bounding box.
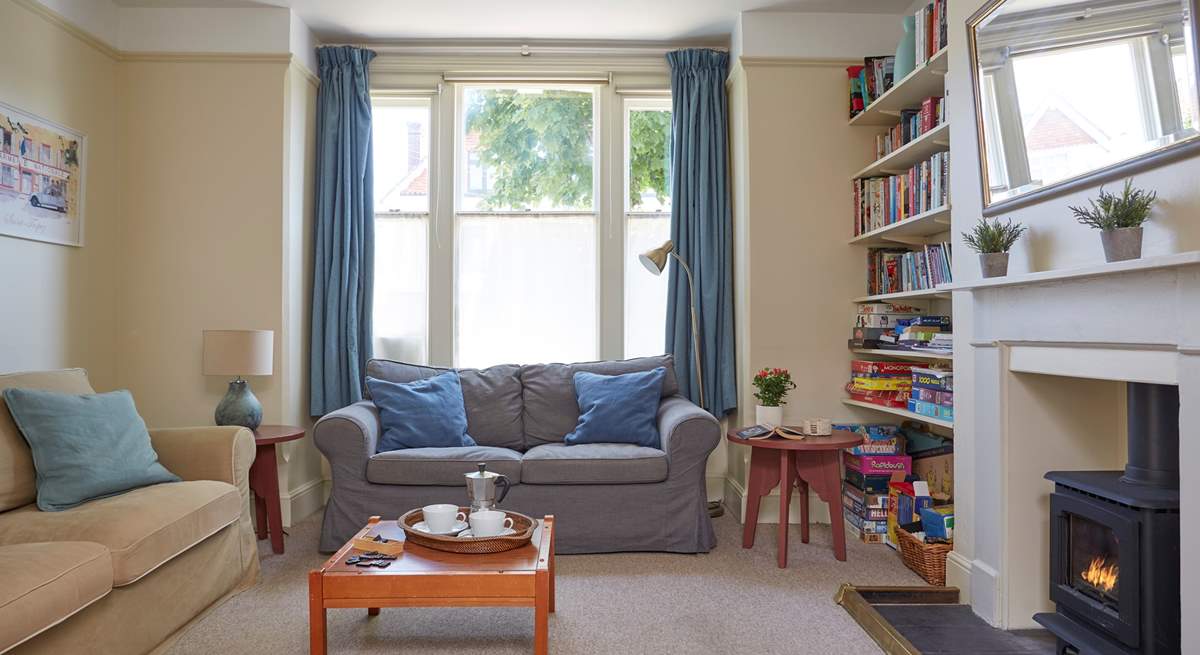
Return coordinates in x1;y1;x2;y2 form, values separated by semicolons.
752;367;796;407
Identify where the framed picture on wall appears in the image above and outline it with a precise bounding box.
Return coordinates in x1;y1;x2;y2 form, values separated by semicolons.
0;100;86;247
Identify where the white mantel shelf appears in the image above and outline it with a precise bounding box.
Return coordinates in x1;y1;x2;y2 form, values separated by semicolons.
947;251;1200;292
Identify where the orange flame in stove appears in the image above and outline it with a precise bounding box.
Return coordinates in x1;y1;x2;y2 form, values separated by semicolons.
1081;557;1118;593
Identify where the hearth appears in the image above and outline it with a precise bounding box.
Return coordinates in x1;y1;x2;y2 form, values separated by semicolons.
1034;383;1181;655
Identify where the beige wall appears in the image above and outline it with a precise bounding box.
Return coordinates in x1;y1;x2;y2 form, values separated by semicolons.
116;58;288;429
0;1;121;390
727;61;882;523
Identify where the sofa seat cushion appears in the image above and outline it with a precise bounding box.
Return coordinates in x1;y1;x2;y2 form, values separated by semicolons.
521;443;668;485
367;446;522;486
0;480;241;586
0;541;112;653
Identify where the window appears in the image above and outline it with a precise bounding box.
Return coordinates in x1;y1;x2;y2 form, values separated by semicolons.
370;78;673;369
623;99;672;358
372;97;431;364
454;86;598;368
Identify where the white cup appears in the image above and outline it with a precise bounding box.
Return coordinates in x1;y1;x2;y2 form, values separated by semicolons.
469;509;515;537
423;504;466;533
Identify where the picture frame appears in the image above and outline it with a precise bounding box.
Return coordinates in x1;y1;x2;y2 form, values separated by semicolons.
0;100;87;247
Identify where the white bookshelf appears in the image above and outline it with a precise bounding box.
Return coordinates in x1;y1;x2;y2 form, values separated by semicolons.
847;39;953;435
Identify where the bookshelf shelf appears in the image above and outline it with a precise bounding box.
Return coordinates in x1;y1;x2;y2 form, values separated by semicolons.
853;122;950;180
849;205;951;246
853;287;951;303
842;398;954;429
850;348;952;362
848;47;949;127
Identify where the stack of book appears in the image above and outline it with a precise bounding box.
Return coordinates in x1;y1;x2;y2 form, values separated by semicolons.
846;55;897;118
915;0;949;66
907;367;954;422
865;245;953;295
853;151;950;234
846;359;917;408
839;425;911;544
874;96;945;160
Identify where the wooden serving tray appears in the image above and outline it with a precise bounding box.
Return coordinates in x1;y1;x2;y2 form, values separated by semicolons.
398;507;535;554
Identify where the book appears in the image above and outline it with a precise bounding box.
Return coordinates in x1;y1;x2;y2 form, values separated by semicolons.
857;302;925;315
844;453;913;476
855;312;923;328
847;65;865;116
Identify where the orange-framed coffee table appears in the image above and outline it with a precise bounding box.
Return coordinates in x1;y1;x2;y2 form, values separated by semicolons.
308;515;555;655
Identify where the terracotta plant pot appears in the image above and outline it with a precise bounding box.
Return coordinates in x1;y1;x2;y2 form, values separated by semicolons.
979;252;1010;278
1100;226;1143;263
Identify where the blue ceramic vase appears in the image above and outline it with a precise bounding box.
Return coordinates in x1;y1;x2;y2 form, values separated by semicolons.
894;15;917;81
214;378;263;430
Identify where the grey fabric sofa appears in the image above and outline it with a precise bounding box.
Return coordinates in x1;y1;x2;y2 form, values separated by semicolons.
314;355;720;554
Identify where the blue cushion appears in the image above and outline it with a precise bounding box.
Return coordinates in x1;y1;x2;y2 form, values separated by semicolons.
367;372;477;451
564;367;666;448
1;388;181;512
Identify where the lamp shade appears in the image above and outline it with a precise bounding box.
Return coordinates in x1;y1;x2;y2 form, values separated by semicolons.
202;329;274;377
639;239;674;276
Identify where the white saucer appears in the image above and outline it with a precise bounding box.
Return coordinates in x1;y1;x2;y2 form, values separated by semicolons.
458;527;516;538
413;520;469;536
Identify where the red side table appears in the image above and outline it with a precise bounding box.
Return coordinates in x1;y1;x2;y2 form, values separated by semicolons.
250;425;305;554
728;428;861;566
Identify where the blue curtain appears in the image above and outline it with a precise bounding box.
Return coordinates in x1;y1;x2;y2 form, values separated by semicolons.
666;49;737;415
310;46;377;416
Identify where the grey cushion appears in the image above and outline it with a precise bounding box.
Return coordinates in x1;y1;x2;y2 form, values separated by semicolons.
367;446;522;486
365;359;524;450
520;355;678;447
521;443;668;485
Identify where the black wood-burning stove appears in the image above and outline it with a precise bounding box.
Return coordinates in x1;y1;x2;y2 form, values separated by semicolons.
1034;383;1181;654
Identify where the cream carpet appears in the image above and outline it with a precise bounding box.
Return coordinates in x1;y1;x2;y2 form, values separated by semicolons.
169;509;924;655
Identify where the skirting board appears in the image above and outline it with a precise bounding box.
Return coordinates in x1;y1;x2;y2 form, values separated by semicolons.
970;558;1003;628
946;551;973;604
722;475;833;525
280;478;328;528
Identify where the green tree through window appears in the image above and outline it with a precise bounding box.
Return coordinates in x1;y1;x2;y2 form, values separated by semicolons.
464;88;672;211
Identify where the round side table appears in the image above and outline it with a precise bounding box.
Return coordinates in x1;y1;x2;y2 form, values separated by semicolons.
251;425;305;554
727;428;861;566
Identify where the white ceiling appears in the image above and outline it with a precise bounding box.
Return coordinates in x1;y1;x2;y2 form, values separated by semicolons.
111;0;914;42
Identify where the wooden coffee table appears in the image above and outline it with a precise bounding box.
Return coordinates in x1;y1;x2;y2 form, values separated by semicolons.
308;515;555;654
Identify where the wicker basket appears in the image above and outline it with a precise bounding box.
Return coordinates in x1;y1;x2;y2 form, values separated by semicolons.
399;507;535;555
896;525;951;586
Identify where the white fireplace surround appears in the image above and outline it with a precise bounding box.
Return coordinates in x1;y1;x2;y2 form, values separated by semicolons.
949;251;1197;646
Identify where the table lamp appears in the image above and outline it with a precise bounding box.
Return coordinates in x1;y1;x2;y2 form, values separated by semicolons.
638;239;705;408
203;329;273;430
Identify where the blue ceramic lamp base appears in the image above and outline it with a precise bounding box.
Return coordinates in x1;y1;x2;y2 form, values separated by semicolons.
215;377;263;430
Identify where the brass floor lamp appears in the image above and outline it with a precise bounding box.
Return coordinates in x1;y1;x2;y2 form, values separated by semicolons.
640;240;724;518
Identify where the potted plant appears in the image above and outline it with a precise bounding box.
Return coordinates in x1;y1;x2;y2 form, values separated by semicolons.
752;367;796;429
962;217;1027;278
1070;178;1157;262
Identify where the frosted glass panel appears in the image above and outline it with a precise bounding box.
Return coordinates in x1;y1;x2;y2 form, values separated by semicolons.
373;217;428;363
624;215;671;358
456;215;597;367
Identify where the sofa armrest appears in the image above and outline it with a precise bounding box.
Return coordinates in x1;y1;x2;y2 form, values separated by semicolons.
657;395;720;473
313;401;381;480
149;426;254;498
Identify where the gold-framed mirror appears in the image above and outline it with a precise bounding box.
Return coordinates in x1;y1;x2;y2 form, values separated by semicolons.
968;0;1200;213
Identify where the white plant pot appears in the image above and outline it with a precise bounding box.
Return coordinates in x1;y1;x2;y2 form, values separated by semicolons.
756;405;783;429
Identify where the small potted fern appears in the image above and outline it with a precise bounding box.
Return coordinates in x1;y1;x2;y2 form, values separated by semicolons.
1070;178;1157;262
962;217;1027;278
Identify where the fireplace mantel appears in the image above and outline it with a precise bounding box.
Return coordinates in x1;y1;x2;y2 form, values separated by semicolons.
949;250;1200;292
950;249;1197;647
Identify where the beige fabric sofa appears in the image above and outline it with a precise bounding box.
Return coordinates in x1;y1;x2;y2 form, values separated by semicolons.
0;369;260;655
